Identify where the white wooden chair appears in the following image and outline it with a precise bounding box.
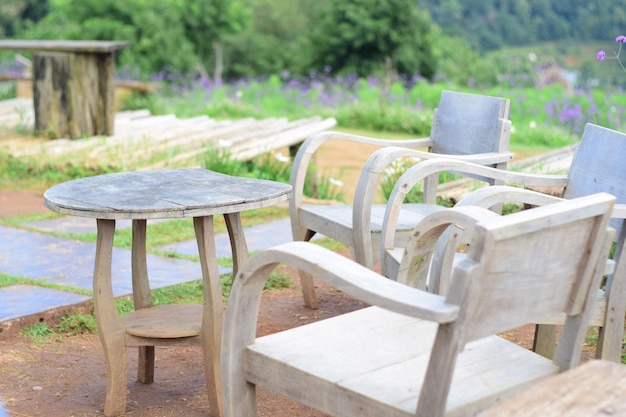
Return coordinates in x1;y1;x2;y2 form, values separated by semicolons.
381;123;626;362
291;90;513;308
222;193;615;417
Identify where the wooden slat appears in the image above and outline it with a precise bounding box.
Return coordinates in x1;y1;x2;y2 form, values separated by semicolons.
0;98;337;167
476;360;626;417
0;40;129;53
246;306;557;417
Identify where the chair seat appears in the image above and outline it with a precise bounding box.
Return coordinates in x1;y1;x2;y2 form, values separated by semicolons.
299;203;444;247
245;306;558;417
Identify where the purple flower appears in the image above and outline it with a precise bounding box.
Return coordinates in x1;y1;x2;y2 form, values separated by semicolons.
616;35;626;43
597;50;606;61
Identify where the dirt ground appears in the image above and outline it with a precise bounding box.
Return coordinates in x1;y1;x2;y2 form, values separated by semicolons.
0;179;594;416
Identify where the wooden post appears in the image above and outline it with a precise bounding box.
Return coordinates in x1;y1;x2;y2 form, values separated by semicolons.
33;51;115;138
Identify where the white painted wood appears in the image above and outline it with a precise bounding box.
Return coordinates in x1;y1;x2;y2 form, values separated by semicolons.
221;194;615;417
290;90;513;308
44;168;291;417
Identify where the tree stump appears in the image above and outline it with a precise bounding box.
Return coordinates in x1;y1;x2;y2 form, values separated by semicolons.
33;51;115;139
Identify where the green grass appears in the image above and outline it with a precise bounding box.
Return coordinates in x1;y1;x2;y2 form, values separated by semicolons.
0;272;91;295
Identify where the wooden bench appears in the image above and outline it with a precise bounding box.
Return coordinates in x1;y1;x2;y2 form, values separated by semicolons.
0;40;129;138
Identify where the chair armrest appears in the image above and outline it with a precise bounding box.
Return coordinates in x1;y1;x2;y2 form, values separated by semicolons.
349;148;532;268
455;185;565;209
408;149;515;165
221;241;460;417
389;206;499;289
289;132;431;241
380;159;570;279
225;241;459;342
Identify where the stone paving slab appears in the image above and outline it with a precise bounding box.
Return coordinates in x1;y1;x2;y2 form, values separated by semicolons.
25;216;133;234
0;224;231;324
0;225;224;294
159;218;320;258
0;284;91;322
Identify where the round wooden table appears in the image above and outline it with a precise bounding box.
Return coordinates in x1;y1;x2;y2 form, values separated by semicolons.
44;168;292;417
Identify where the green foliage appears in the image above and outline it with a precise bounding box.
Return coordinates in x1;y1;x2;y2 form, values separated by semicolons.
17;0;198;77
222;0;325;78
0;152;112;185
178;0;250;83
120;91;169;114
0;0;48;37
0;273;20;288
303;170;345;202
56;313;98;335
201;145;346;202
22;322;58;344
378;157;458;205
22;312;97;344
421;0;626;54
335;103;432;135
0;82;16;101
202;146;248;177
310;0;436;78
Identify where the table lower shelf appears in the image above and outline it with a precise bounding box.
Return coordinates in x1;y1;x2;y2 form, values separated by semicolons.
122;304;203;338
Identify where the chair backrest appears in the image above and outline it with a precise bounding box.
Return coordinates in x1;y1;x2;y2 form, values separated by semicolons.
418;193;615;416
565;123;626;236
429;90;511;155
448;193;613;349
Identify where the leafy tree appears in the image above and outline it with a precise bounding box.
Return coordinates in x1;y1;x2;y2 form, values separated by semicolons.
0;0;48;37
15;0;198;78
310;0;437;79
421;0;626;53
177;0;250;84
222;0;323;79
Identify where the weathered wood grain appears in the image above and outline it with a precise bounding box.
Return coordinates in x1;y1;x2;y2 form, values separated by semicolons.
0;97;337;167
0;40;128;139
290;90;513;308
222;194;615;417
476;360;626;417
381;123;626;363
45;168;290;417
0;40;129;53
33;51;115;138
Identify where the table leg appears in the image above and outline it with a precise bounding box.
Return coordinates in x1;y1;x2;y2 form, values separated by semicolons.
194;216;224;417
94;219;128;417
131;219;155;384
224;212;249;277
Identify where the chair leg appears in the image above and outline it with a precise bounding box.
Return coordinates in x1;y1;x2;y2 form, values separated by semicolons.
533;324;557;359
300;269;319;309
596;325;624;362
137;346;155;383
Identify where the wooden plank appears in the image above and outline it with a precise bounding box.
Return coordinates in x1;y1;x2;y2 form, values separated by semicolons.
245;306;557;417
0;40;129;53
0;99;335;164
476;360;626;417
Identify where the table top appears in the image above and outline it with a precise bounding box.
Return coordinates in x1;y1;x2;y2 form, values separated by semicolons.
0;40;130;53
477;360;626;416
44;168;292;220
